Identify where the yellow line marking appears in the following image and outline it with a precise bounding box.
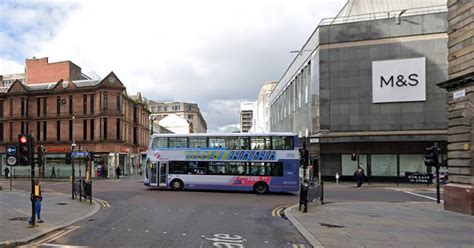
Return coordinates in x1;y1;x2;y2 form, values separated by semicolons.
292;244;298;248
29;230;67;246
44;225;81;244
272;207;277;217
272;204;291;217
300;244;306;248
30;226;80;245
276;208;283;217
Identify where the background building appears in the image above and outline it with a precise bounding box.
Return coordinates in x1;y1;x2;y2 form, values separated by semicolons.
437;0;474;215
240;101;255;133
269;0;449;181
0;73;25;88
158;114;192;134
147;100;207;133
0;57;150;178
251;81;278;133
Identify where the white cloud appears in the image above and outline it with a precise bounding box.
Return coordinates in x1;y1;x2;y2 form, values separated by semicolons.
1;0;347;131
0;58;23;74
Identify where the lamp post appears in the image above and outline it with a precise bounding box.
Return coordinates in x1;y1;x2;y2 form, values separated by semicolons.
71;116;76;199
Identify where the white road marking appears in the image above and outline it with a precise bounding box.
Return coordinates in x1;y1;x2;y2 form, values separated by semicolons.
145;230;149;233
111;227;115;230
182;233;187;236
206;211;210;213
128;229;131;231
264;241;269;243
179;209;183;212
163;232;167;234
403;191;444;203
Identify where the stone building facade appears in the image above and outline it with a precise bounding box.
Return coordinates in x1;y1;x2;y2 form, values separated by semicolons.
0;57;150;178
269;3;449;181
437;0;473;215
148;101;207;133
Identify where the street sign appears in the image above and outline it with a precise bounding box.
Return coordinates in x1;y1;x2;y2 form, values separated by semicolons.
7;145;17;155
72;152;90;158
7;156;17;166
6;145;18;166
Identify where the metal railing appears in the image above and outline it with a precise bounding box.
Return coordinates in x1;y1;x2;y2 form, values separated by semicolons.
299;180;324;212
319;5;447;26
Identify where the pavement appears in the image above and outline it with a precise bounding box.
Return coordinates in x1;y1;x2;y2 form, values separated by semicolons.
285;190;474;248
0;190;100;246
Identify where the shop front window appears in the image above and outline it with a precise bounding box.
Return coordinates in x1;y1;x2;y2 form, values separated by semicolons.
399;154;426;176
371;154;397;176
341;154;367;176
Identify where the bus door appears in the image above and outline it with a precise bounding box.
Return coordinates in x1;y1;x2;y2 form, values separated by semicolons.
150;163;158;186
159;162;168;187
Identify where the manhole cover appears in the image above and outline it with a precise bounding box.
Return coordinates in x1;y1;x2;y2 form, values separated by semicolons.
9;217;29;221
57;203;68;205
319;222;344;228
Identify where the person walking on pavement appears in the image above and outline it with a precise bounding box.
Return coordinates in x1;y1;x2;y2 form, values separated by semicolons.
354;166;365;189
4;166;9;178
29;181;44;224
50;166;56;178
115;166;122;179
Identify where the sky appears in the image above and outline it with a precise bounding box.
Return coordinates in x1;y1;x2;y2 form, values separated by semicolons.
0;0;346;132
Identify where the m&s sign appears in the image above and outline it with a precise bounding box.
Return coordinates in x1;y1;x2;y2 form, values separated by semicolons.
372;57;426;103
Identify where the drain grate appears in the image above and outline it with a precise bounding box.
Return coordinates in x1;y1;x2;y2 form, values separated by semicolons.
9;217;29;221
57;202;68;205
320;222;344;228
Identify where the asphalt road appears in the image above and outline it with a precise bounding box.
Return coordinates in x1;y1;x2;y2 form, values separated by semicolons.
4;177;443;248
23;177;308;248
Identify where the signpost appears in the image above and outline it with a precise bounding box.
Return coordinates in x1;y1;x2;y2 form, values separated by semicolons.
6;145;17;191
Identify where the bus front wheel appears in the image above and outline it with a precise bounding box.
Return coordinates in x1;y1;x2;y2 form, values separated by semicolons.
170;179;184;191
254;182;268;194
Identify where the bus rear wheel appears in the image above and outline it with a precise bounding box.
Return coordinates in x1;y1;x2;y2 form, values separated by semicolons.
254;182;268;194
170;179;184;191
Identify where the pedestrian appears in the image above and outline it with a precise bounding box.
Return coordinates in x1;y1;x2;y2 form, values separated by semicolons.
116;166;121;179
354;166;365;189
29;181;44;224
4;166;9;178
50;166;56;178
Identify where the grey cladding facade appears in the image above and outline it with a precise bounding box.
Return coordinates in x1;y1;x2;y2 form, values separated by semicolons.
269;11;449;180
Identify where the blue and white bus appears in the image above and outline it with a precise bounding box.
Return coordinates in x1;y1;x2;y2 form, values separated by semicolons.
144;133;299;194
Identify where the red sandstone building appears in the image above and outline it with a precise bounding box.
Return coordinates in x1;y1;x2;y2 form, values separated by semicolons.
0;57;150;178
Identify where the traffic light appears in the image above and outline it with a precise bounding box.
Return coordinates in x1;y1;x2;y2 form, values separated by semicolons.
18;134;33;166
351;153;357;161
424;143;440;168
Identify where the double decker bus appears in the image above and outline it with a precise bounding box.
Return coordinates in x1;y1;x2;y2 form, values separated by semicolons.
144;133;299;194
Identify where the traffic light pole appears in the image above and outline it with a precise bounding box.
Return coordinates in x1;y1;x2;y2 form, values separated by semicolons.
436;166;440;204
30;139;36;227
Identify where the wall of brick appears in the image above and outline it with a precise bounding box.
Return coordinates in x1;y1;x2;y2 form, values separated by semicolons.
25;57;82;84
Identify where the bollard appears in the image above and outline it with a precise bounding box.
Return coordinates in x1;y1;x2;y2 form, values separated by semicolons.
335;172;339;184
